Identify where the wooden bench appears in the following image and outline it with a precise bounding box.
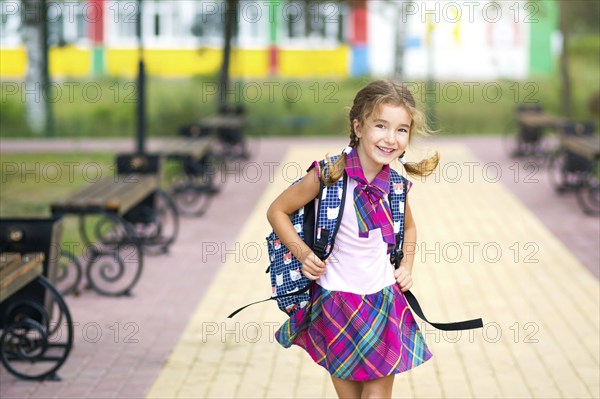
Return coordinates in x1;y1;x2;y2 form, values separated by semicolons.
517;113;567;131
509;104;567;157
157;137;221;217
199;115;245;134
0;252;73;381
560;134;600;162
548;122;599;214
158;137;214;160
0;252;43;303
198;115;248;160
51;174;159;215
51;173;163;296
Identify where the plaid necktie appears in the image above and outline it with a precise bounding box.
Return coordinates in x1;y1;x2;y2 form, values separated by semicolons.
344;148;395;252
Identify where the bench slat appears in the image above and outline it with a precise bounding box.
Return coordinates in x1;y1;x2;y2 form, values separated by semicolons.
160;137;213;159
561;136;600;161
0;252;44;303
52;179;116;210
71;178;125;209
200;115;244;129
518;113;566;128
108;175;159;214
51;175;159;215
0;253;21;271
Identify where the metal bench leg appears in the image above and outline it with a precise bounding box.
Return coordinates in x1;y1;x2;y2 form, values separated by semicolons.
79;213;144;297
170;155;219;217
576;160;600;215
0;276;73;381
54;251;83;297
127;189;180;255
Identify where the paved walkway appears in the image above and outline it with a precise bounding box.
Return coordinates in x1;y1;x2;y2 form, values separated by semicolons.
0;137;598;398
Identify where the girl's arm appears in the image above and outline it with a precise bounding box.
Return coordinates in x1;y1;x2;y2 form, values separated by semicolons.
266;167;326;280
395;199;416;291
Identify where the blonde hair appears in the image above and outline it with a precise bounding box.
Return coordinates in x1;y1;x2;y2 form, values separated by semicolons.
322;80;440;185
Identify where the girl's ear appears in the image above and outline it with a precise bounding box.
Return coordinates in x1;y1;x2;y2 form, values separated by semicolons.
352;119;361;138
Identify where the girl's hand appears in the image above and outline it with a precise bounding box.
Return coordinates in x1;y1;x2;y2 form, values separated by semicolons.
301;251;327;281
394;266;413;292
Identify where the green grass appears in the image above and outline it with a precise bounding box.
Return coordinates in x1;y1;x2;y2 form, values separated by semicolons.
0;153;114;255
0;153;114;216
0;152;184;256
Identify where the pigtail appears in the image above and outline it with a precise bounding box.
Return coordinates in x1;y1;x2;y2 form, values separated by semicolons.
403;151;440;177
322;152;347;186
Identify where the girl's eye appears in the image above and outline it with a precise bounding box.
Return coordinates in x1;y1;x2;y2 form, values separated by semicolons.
397;128;408;134
376;124;385;129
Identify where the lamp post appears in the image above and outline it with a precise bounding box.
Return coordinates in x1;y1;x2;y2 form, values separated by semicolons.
136;0;146;154
218;0;238;113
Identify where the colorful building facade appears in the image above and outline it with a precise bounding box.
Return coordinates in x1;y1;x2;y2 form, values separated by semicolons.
0;0;557;79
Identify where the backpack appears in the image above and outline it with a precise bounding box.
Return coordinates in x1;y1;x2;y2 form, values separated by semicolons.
228;156;407;315
228;156;483;331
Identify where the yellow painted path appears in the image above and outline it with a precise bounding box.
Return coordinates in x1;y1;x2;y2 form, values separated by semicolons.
147;143;600;399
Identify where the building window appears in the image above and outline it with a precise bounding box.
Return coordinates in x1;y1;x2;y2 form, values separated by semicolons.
109;0;139;41
154;13;160;37
281;1;344;47
0;0;23;46
191;0;225;46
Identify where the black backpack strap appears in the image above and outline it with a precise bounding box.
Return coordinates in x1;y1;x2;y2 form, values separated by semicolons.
314;159;348;261
389;177;407;268
403;290;484;331
389;173;483;331
227;283;313;318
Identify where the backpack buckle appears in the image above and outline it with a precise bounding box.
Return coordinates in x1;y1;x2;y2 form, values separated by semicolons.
313;229;330;260
391;247;404;269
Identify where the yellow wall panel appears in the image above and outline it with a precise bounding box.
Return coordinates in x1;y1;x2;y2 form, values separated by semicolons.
105;49;141;77
278;46;349;78
0;49;26;77
49;47;91;77
144;49;222;77
230;49;269;78
106;48;268;78
1;47;346;78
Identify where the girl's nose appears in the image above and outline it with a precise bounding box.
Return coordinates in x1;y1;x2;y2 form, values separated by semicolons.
384;129;396;143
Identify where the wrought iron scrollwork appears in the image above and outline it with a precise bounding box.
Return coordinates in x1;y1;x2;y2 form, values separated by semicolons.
0;276;73;381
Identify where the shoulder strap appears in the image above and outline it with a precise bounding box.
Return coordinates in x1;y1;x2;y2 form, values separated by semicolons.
389;169;407;268
313;159;347;260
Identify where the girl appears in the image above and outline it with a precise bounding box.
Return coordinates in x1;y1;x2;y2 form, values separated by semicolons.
266;80;439;398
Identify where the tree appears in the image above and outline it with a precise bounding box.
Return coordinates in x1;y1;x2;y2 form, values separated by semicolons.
22;0;52;135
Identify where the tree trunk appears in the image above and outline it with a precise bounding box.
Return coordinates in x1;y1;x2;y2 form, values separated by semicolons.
22;0;51;135
558;0;571;118
393;1;409;81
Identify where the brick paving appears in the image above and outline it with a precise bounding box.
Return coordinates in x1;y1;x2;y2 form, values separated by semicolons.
0;136;598;399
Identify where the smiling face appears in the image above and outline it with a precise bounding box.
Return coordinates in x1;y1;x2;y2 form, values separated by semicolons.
353;103;411;178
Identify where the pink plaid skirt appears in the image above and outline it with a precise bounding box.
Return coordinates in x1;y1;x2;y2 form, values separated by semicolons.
275;283;432;381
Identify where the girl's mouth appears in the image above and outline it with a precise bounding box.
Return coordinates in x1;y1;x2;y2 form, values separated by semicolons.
377;146;396;154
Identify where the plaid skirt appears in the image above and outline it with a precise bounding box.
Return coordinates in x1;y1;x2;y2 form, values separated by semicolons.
275;283;432;381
